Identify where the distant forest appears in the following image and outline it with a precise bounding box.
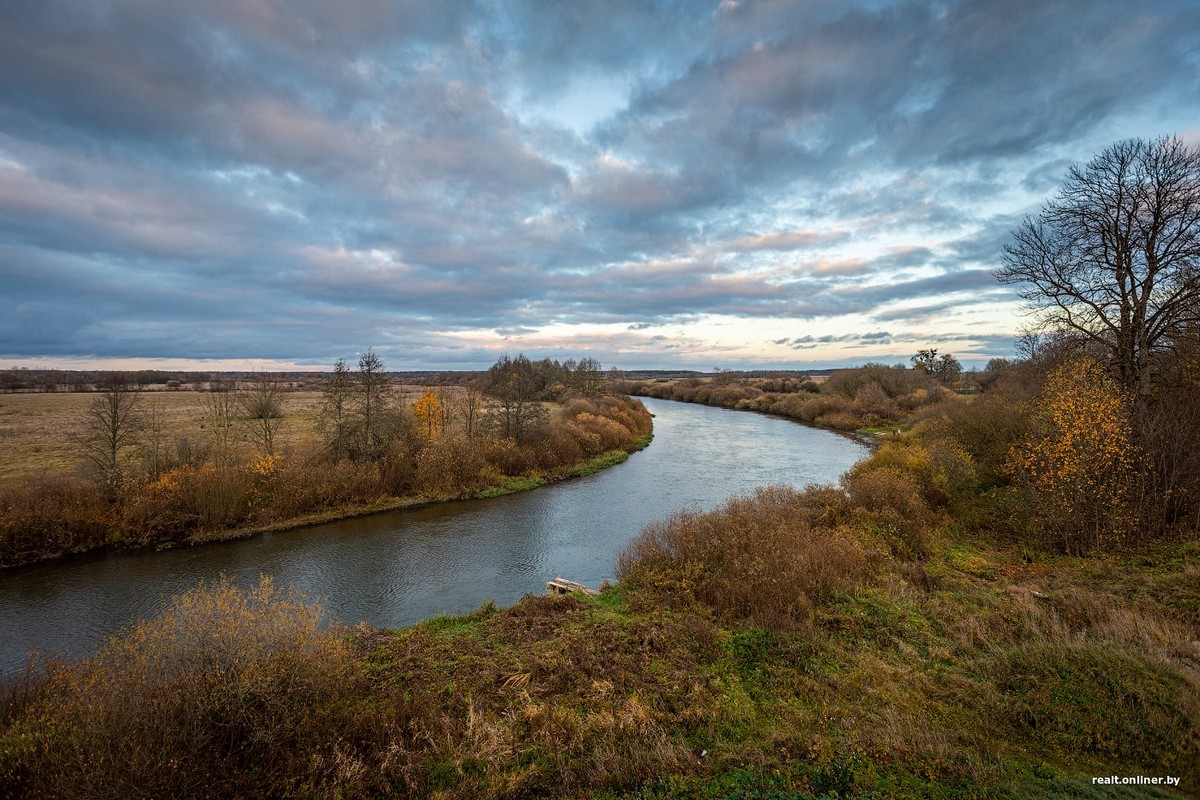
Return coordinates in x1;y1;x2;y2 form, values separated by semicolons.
0;367;836;393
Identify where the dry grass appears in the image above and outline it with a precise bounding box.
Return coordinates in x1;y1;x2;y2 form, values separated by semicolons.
0;390;323;486
617;485;872;631
0;387;452;488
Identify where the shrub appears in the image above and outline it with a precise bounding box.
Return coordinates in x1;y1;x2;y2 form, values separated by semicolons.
816;409;865;430
849;437;977;509
842;468;935;560
1005;357;1137;554
414;435;488;496
617;486;870;630
5;577;364;799
919;392;1030;488
0;476;108;566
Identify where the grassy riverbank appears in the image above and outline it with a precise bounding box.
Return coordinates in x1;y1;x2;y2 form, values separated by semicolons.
3;487;1194;799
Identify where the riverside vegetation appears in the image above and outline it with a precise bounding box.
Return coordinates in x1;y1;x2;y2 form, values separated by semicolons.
2;345;1197;799
0;353;652;568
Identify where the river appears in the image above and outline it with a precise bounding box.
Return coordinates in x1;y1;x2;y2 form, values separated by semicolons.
0;398;870;678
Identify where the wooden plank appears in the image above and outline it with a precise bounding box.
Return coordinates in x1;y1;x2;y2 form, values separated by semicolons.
546;577;599;596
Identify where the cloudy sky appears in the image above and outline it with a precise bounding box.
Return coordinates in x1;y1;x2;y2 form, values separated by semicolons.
1;0;1197;371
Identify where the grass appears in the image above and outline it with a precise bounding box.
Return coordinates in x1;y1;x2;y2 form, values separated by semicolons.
0;388;414;488
4;482;1195;799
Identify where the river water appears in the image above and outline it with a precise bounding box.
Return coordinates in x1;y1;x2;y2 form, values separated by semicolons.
0;398;870;678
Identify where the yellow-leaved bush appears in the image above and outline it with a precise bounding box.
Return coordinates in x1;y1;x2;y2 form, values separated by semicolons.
1006;357;1137;554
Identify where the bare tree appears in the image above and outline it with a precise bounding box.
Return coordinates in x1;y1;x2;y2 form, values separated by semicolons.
77;373;142;489
202;380;239;468
484;353;544;442
572;357;604;397
318;358;354;460
453;383;485;439
138;398;170;479
355;349;396;459
316;352;401;461
606;366;626;395
237;371;285;456
997;136;1200;408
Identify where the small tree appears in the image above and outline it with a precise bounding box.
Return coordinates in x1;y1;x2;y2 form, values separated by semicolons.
1006;357;1137;554
484;353;544;442
911;349;962;384
77;373;142;491
237;371;286;456
452;384;485;439
412;388;445;440
354;349;396;460
202;380;239;469
319;359;354;460
138;398;170;479
572;357;604;397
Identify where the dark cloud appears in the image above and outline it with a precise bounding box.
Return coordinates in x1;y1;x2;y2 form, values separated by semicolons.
0;0;1194;368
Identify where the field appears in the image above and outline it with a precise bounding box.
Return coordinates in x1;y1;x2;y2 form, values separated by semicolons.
0;386;435;487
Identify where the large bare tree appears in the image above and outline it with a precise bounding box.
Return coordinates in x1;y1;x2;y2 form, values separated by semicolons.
997;136;1200;408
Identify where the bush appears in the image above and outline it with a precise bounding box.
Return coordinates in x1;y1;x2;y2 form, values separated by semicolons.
849;437;977;509
1005;358;1137;554
617;486;869;630
414;435;488;496
917;392;1030;488
4;577;366;799
842;468;935;560
0;476;109;565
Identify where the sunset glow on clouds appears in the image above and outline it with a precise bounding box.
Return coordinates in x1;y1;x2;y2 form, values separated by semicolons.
1;1;1197;370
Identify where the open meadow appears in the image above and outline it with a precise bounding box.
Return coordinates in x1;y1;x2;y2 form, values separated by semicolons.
0;386;434;487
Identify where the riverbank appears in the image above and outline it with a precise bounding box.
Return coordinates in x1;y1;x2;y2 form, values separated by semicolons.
193;435;653;546
5;451;1194;798
0;397;867;685
4;371;1195;797
625;366;957;437
0;394;655;569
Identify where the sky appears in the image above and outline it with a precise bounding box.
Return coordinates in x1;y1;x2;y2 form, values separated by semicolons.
1;0;1197;372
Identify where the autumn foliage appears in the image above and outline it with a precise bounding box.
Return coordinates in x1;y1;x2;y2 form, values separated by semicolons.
1005;358;1137;553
